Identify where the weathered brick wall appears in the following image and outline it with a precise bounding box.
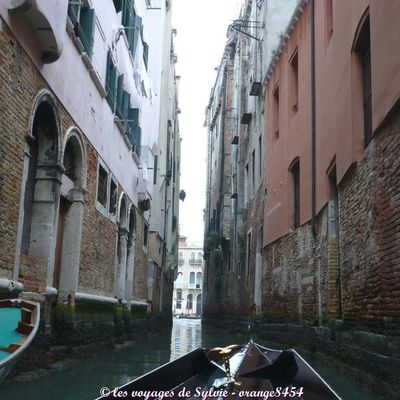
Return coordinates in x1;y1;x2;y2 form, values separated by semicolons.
339;105;400;334
262;106;400;334
78;145;117;295
262;216;324;322
0;26;40;281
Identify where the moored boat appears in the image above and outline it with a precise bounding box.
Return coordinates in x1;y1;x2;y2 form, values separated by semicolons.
0;298;40;384
96;341;341;399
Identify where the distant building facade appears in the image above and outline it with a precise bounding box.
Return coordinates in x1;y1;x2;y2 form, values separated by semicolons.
173;237;203;316
0;0;180;333
203;0;298;317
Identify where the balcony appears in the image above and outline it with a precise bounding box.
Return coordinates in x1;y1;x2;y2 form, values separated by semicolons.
8;0;67;63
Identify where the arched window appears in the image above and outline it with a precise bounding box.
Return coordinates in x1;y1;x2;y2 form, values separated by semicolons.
176;272;183;288
196;272;202;288
189;272;195;286
352;10;372;147
196;294;202;315
187;294;193;310
289;158;300;229
190;252;195;264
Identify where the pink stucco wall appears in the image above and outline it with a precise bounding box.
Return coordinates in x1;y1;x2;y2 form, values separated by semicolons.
264;0;400;246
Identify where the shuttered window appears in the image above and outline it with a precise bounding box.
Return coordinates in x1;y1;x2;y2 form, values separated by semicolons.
67;1;96;59
79;8;95;58
127;108;141;158
143;41;149;70
122;0;142;57
116;74;124;119
291;161;300;229
354;15;372;147
106;51;118;112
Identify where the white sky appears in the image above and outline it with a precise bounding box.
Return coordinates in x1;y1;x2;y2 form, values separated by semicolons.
172;0;241;244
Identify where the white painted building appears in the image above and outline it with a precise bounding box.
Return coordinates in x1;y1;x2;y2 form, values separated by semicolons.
173;237;203;316
0;0;177;314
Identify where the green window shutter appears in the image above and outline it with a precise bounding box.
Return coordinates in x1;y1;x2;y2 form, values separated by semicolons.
67;2;80;26
127;108;141;157
132;15;142;57
153;155;158;185
122;90;130;121
113;0;123;13
79;8;96;58
122;0;136;51
106;51;117;112
122;0;130;27
142;41;149;70
116;74;124;119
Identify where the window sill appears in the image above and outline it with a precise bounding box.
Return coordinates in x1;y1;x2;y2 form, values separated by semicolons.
95;200;117;223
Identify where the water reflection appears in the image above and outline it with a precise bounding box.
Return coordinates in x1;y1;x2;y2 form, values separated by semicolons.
170;317;202;359
0;318;376;400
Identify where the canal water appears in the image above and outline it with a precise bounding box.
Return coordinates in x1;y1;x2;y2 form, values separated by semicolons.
0;318;376;400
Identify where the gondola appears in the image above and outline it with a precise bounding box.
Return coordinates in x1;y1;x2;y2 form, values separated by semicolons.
97;341;341;399
0;298;40;384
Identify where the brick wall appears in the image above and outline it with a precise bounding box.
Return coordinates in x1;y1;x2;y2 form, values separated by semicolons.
339;104;400;334
262;105;400;334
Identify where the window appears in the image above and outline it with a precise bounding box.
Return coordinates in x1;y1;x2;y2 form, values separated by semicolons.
106;50;118;112
176;289;182;309
109;179;117;215
244;163;249;204
67;1;96;58
113;0;123;13
196;272;202;288
127;108;141;158
246;231;252;279
97;164;108;207
258;135;262;179
326;0;333;43
354;14;372;147
122;0;142;56
186;294;193;310
290;159;300;228
143;224;148;247
143;41;149;70
190;252;195;265
96;162;120;219
153;155;158;185
176;272;183;288
251;150;255;193
189;272;195;286
272;85;279;137
289;49;298;112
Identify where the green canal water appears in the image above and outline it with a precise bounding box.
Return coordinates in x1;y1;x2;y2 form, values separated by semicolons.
0;319;376;400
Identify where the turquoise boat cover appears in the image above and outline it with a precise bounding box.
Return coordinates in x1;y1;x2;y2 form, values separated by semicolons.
0;307;24;362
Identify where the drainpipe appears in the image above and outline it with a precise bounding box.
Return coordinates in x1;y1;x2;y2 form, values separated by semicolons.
311;0;316;236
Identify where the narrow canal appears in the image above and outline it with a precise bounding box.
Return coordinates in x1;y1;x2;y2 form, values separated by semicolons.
0;319;376;400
